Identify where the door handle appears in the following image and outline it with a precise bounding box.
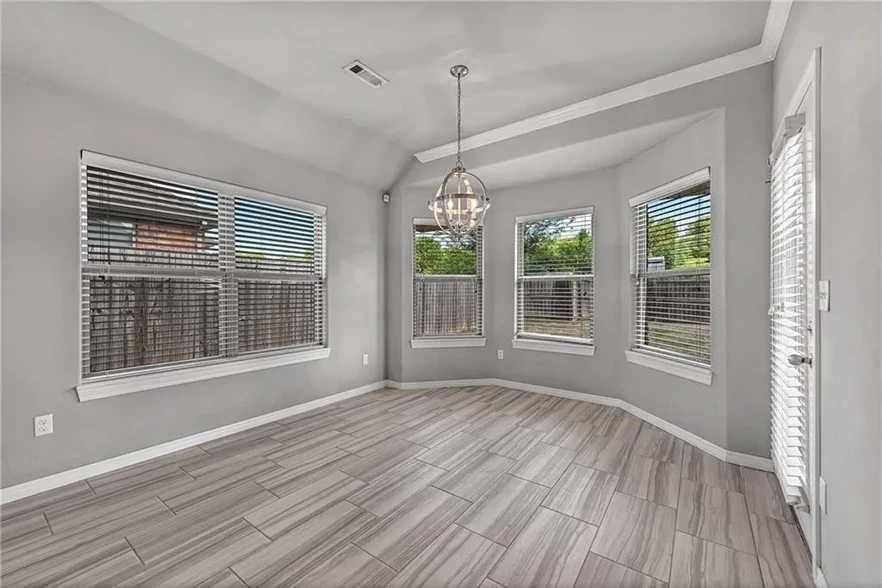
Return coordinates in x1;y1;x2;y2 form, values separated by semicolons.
788;354;812;367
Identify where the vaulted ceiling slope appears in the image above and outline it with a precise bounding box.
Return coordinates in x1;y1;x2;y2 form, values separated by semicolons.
1;2;769;189
1;2;410;188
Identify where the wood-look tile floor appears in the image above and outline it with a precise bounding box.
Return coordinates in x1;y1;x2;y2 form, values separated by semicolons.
0;386;814;587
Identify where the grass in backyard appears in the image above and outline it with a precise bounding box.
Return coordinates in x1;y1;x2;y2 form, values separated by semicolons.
523;317;591;339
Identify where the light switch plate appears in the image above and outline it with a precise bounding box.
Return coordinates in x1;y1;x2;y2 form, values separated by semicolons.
497;350;504;360
818;280;830;312
363;354;369;366
819;476;827;513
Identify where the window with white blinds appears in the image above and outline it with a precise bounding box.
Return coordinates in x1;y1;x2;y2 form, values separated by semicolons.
630;170;711;366
515;208;594;346
80;152;327;381
412;221;482;338
769;113;809;504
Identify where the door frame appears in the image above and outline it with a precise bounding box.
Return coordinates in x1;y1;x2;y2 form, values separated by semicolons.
772;47;821;580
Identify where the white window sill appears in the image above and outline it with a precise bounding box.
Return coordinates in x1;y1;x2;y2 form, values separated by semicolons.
410;337;486;349
512;338;596;356
624;350;713;385
77;347;331;402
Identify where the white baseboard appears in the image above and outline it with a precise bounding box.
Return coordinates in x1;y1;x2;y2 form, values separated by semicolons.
385;378;773;472
0;380;387;505
385;378;496;390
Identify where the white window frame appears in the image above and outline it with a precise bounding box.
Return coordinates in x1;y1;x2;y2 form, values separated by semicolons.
77;151;329;401
626;168;712;384
410;218;485;349
513;207;596;356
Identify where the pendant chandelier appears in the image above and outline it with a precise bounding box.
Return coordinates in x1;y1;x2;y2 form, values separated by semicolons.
429;65;489;238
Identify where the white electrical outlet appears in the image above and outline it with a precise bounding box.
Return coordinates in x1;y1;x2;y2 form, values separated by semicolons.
34;414;53;437
363;354;369;366
497;349;504;360
819;476;827;513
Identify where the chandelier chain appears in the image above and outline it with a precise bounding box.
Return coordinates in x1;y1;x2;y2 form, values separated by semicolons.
456;72;463;167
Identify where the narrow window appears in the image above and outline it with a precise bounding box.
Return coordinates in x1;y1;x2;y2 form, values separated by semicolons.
515;208;594;347
412;221;483;339
630;170;711;366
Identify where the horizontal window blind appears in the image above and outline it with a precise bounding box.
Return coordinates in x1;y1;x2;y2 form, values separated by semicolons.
81;152;326;380
630;171;711;366
234;196;326;355
516;209;594;344
412;222;482;338
769;114;808;504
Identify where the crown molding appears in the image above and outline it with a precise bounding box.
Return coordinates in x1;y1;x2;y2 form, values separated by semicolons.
415;46;769;163
415;2;790;164
760;0;795;60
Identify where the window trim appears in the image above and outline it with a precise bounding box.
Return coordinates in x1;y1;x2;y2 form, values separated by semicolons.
411;337;486;349
512;338;595;356
624;350;712;385
513;206;595;349
78;151;329;399
77;347;330;401
628;167;712;373
410;217;485;347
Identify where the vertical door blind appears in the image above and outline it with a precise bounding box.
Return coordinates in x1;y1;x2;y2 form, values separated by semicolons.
81;152;327;380
769;114;809;504
412;221;482;338
515;209;594;345
630;170;711;366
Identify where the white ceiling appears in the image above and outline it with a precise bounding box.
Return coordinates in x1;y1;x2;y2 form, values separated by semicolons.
103;1;767;151
2;2;769;188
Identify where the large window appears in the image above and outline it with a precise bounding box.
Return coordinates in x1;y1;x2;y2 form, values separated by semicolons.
515;208;594;351
80;152;327;383
412;220;483;343
629;169;711;368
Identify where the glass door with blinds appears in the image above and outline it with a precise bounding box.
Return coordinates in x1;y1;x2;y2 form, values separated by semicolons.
769;110;814;509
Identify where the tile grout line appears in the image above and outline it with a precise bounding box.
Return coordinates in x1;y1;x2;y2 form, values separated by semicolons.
155;495;176;515
228;566;252;588
178;465;198;482
348;541;397;573
242;517;274;543
42;511;55;535
744;494;770;588
124;536;147;567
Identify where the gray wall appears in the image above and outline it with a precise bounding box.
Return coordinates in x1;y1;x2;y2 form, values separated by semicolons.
773;2;882;584
389;65;772;457
616;112;730;451
485;170;622;399
1;75;385;488
386;183;494;384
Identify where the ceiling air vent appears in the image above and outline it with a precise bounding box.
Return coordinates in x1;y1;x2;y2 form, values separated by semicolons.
344;60;388;88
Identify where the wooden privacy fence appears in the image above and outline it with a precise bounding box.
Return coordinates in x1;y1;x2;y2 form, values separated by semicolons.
86;276;220;375
519;279;592;322
237;280;318;353
413;276;480;336
87;277;319;376
644;271;710;324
